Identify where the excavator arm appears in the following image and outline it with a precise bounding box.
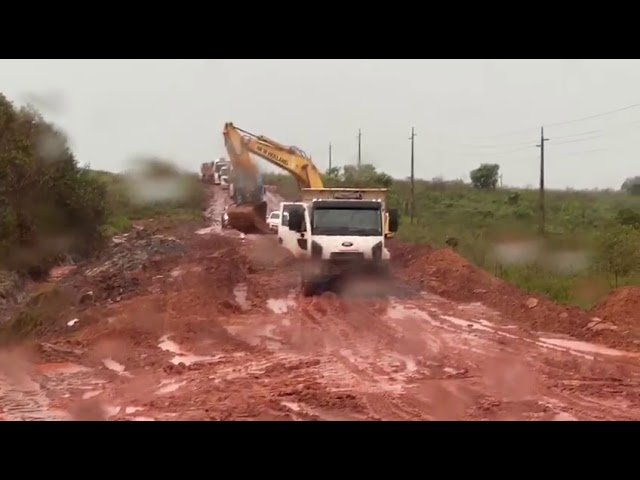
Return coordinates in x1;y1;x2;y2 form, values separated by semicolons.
223;122;324;190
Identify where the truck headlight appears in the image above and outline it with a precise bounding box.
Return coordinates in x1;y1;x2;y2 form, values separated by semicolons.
311;240;323;259
372;241;383;261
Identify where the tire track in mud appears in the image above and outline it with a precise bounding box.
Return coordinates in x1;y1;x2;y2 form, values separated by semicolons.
221;278;640;420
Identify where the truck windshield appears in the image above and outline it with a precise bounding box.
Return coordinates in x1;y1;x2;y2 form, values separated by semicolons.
312;208;382;236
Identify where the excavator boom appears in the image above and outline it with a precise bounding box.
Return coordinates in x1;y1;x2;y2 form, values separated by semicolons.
225;123;324;190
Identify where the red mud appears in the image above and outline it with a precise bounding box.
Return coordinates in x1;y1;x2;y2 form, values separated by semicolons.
3;185;640;421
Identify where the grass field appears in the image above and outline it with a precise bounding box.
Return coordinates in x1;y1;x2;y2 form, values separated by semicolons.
89;165;206;238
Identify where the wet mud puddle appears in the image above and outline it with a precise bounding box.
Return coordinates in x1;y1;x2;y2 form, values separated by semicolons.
387;298;636;361
0;362;99;421
233;284;251;311
158;334;222;366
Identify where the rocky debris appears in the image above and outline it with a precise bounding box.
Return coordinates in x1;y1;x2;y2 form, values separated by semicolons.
79;228;186;304
526;298;539;309
87;230;185;278
586;318;619;332
0;270;25;305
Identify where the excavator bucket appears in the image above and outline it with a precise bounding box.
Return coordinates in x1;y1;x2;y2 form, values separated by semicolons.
226;201;271;234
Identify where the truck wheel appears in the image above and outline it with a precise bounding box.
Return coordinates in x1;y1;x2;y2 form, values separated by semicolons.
300;268;318;296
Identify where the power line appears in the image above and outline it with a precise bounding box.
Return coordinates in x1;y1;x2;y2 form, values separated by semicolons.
551;135;601;146
552;129;603;140
422;115;640;154
546;101;640;128
462;100;640;140
559;148;606;157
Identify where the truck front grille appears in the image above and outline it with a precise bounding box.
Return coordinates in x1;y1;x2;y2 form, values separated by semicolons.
329;252;364;263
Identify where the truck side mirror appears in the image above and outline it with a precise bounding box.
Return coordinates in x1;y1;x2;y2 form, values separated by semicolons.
388;209;399;232
288;207;304;231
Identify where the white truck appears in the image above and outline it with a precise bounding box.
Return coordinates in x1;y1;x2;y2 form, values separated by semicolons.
213;158;230;185
284;188;399;295
219;164;231;190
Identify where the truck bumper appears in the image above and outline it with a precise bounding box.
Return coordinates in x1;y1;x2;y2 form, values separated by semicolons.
304;258;390;279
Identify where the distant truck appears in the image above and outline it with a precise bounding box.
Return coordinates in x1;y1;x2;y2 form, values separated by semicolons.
219;164;231;190
200;162;215;184
213;158;230;185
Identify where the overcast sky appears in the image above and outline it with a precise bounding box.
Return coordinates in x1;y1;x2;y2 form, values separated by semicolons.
2;59;640;189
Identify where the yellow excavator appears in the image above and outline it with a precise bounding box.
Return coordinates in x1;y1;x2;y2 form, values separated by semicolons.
222;122;394;236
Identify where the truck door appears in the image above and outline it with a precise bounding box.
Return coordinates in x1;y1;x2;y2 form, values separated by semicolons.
278;202;305;258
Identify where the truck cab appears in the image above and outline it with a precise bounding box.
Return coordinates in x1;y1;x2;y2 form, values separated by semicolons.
285;188;399;295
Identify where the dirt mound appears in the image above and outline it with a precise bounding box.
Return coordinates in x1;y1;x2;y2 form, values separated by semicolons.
591;287;640;332
405;247;503;299
387;240;434;269
392;242;619;346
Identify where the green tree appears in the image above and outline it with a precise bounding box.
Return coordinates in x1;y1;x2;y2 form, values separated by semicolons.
322;166;343;187
593;225;640;287
616;207;640;229
470;163;500;190
342;164;393;188
0;92;107;277
621;176;640;195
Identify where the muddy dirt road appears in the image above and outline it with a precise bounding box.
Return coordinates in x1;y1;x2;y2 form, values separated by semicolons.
2;186;640;421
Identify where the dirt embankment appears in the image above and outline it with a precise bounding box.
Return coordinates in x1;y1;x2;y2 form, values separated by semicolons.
389;241;640;352
591;287;640;334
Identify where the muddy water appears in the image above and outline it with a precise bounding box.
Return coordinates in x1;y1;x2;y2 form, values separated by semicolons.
0;374;69;420
538;337;633;357
158;334;220;366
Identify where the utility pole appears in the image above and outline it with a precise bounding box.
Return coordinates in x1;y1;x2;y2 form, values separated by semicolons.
357;129;362;167
328;142;332;170
536;126;550;235
409;127;417;224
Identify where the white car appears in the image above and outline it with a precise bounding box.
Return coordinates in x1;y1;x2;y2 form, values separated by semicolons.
267;211;281;232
